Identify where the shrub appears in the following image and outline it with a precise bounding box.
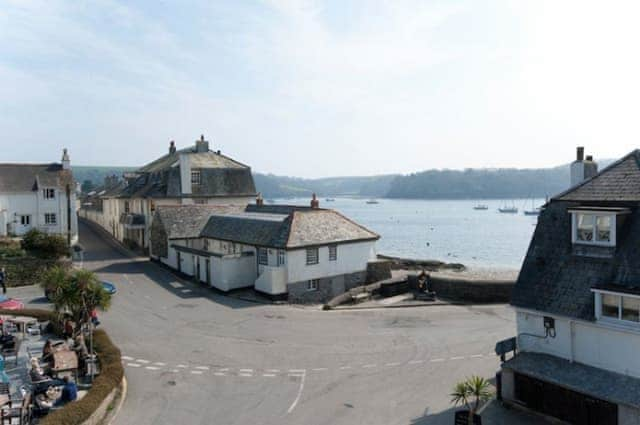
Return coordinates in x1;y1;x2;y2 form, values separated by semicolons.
22;229;69;259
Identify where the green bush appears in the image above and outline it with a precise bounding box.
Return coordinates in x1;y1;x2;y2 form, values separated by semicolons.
22;229;69;259
0;247;25;258
0;309;123;425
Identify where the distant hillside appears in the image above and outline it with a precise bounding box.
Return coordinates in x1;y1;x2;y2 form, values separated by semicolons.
253;173;398;198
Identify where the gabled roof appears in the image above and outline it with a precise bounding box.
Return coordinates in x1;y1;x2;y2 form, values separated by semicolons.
0;163;73;192
153;205;244;239
200;213;292;247
554;150;640;202
138;147;249;173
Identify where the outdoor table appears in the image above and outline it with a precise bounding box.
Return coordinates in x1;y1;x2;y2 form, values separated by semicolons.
5;316;38;338
50;350;78;378
0;394;9;407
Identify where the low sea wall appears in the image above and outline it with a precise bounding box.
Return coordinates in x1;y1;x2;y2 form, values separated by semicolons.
428;274;514;303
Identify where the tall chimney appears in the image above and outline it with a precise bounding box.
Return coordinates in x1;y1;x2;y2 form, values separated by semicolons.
61;148;71;170
576;146;584;161
169;140;176;154
195;134;209;153
310;193;319;209
570;147;598;187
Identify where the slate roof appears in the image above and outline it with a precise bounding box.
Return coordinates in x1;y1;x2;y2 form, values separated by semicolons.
153;205;244;239
199;207;379;249
512;150;640;320
503;352;640;408
555;150;640;202
0;163;74;192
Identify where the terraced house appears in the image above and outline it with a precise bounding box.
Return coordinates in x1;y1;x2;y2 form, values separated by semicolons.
0;149;78;244
80;135;257;252
149;199;380;303
500;149;640;425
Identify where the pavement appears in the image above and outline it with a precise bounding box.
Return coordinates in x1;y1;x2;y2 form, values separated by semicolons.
13;221;538;425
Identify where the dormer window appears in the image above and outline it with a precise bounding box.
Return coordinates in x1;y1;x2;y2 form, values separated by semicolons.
569;207;630;247
593;287;640;325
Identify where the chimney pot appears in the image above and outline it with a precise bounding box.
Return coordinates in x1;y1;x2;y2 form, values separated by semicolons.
586;155;593;161
169;140;176;154
576;146;584;161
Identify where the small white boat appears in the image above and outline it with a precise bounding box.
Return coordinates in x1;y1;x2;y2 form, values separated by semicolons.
473;204;488;210
325;198;335;202
366;199;379;204
499;207;518;214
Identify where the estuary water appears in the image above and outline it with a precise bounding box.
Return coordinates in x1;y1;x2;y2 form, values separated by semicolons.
274;197;545;270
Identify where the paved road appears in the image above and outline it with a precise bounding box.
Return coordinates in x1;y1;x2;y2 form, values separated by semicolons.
73;221;516;425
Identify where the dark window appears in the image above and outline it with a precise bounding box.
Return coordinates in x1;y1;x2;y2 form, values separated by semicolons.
44;213;57;225
258;248;268;265
20;215;30;226
124;201;130;213
191;170;201;185
277;250;285;266
329;245;337;261
306;248;319;265
43;188;55;199
307;279;319;291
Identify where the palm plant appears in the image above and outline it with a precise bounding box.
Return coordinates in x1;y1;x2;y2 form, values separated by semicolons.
450;375;493;424
42;267;111;336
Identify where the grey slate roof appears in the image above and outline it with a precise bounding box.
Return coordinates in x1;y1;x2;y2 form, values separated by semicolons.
154;205;244;239
503;352;640;408
555;150;640;202
200;207;379;249
512;150;640;320
0;163;73;192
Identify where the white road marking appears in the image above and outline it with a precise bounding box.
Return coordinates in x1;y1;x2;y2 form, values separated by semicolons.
430;358;445;362
470;354;484;358
408;360;424;364
239;373;253;377
195;366;209;370
265;369;280;373
127;363;141;368
450;356;465;360
263;373;276;377
137;359;150;364
214;372;226;377
177;365;188;368
286;371;306;415
153;362;167;366
145;366;160;370
218;368;230;372
239;369;253;373
289;369;305;373
339;366;352;370
190;370;203;375
362;364;377;368
312;368;328;372
122;356;134;361
385;362;401;367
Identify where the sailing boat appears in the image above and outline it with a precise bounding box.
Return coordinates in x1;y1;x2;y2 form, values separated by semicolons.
498;200;518;214
523;198;541;216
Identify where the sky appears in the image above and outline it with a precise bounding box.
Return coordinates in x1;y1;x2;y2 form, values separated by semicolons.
2;1;640;178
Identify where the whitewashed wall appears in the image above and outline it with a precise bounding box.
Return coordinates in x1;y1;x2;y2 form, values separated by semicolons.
286;241;376;283
517;309;640;378
211;255;255;291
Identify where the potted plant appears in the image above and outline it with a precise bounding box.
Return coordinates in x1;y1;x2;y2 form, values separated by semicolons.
450;375;492;425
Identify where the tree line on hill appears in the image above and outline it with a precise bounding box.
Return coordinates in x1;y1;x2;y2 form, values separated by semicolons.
74;160;612;200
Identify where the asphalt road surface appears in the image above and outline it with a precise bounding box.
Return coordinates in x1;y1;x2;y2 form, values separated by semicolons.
74;221;516;425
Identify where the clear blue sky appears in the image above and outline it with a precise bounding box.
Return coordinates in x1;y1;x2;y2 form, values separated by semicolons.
2;1;640;177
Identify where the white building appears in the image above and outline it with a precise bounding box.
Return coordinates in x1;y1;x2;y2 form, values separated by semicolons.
0;149;78;244
500;149;640;425
150;199;380;303
79;135;257;252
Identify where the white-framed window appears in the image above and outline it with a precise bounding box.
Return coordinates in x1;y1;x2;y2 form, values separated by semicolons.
306;247;319;265
42;188;55;199
594;289;640;324
571;212;616;246
191;170;201;185
44;213;57;225
20;215;30;226
277;250;285;266
307;279;319;291
258;248;268;265
329;244;337;261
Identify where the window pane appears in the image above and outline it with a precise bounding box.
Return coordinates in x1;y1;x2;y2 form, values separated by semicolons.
577;214;594;241
596;215;612;242
602;294;620;318
622;297;640;322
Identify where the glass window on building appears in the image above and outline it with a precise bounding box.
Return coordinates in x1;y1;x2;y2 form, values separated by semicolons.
622;296;640;322
306;248;319;265
258;248;268;265
602;294;620;319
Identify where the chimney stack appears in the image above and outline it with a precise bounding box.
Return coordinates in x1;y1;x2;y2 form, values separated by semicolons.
570;147;598;187
169;140;176;154
195;134;209;153
256;193;264;206
310;193;319;209
61;148;71;170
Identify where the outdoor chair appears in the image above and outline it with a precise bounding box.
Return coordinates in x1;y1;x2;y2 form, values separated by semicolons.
1;340;20;368
0;391;31;425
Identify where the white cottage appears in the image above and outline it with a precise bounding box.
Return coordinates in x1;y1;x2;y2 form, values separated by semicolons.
0;149;78;244
150;200;379;303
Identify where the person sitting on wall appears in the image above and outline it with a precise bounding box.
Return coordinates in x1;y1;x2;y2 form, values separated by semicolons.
54;376;77;406
35;386;61;412
29;358;65;394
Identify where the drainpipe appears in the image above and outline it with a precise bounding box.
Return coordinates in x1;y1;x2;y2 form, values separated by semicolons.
569;320;575;363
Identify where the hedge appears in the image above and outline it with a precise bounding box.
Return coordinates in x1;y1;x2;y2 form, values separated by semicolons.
0;309;123;425
0;258;71;288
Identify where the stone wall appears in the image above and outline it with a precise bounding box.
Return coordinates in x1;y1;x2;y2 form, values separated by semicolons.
429;275;514;303
288;271;367;303
366;259;392;283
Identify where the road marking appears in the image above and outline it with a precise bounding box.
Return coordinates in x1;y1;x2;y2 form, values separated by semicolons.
312;368;328;372
289;369;305;373
239;373;253;377
263;373;276;377
127;363;141;368
170;369;179;373
177;365;188;368
195;366;209;370
265;369;280;373
362;364;377;368
286;371;306;415
122;356;134;361
153;362;166;366
218;368;230;372
450;356;465;360
339;366;352;370
385;362;401;367
137;359;150;364
191;370;203;375
408;360;424;364
214;372;226;377
239;369;253;373
470;354;484;358
430;358;445;362
145;366;161;371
